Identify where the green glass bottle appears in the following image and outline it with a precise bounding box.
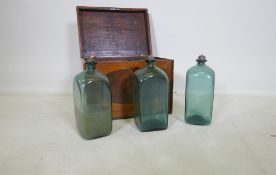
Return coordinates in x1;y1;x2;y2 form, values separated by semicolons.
73;56;112;139
185;55;215;125
133;56;169;132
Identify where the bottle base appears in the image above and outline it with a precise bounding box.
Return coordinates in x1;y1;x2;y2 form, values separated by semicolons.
80;132;111;140
78;127;112;140
139;127;168;132
185;115;211;125
136;119;168;132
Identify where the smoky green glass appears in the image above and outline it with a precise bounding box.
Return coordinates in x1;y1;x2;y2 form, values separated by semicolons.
133;57;169;132
73;57;112;139
185;55;215;125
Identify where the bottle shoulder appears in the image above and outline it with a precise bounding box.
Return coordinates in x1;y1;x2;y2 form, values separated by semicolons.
134;66;168;82
74;70;110;87
187;64;215;76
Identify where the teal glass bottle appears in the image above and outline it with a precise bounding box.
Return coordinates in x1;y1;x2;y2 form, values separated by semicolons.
133;56;169;132
185;55;215;125
73;56;112;139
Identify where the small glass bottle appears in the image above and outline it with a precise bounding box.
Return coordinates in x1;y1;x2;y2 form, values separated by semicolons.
185;55;215;125
133;56;169;131
73;56;112;139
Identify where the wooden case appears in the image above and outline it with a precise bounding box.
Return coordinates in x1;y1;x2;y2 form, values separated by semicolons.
76;6;174;119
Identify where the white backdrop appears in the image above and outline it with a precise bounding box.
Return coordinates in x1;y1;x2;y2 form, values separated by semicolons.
1;0;276;95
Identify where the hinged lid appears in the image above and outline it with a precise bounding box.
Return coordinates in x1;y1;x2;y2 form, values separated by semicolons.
76;6;152;59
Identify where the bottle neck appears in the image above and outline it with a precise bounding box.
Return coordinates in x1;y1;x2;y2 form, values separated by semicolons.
147;61;155;68
86;63;96;71
197;62;205;66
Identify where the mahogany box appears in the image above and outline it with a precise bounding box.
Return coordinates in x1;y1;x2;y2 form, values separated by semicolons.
76;6;174;119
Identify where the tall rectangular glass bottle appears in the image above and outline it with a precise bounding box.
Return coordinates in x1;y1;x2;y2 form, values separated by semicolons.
73;57;112;139
185;55;215;125
133;57;169;131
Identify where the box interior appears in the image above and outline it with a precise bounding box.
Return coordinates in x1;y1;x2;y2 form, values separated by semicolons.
77;7;152;59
